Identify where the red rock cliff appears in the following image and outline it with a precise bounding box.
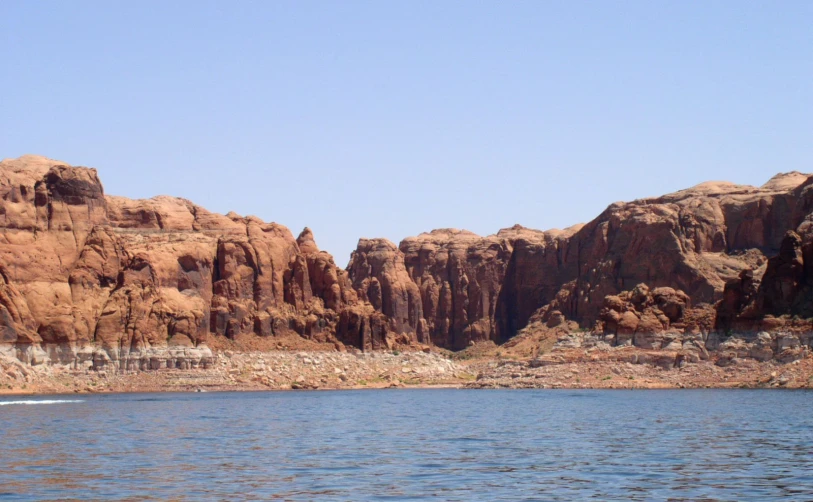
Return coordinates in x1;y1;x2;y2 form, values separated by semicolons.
349;172;813;348
2;155;812;364
0;156;396;367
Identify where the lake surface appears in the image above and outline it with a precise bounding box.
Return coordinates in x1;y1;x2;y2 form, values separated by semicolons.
1;389;812;501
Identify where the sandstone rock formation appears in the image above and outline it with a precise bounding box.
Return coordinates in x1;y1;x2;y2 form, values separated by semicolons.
493;175;812;334
597;283;712;349
0;155;402;369
1;154;813;368
348;172;813;355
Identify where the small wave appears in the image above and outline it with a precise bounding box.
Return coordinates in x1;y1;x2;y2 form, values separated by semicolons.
0;400;85;406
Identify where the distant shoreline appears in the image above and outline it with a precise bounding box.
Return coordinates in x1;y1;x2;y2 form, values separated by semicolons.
3;347;811;395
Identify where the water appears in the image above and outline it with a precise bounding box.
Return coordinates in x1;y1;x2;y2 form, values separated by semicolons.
1;389;812;501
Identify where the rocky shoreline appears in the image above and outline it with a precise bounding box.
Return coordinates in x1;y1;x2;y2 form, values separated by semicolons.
464;348;813;390
2;341;811;395
0;349;467;395
3;157;813;395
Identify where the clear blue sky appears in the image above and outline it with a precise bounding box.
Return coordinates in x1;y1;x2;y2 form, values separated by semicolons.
2;1;811;263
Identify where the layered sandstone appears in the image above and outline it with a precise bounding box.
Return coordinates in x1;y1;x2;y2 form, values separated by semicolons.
1;155;813;370
493;174;813;335
349;172;813;356
0;156;400;369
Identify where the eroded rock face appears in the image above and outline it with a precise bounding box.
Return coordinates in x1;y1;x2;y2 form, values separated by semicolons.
492;174;813;335
0;155;413;365
2;155;813;366
714;177;813;332
347;173;813;350
347;238;425;343
344;226;582;350
398;227;545;349
597;283;714;349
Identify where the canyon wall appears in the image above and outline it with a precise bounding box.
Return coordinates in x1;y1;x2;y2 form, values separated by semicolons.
2;155;813;367
350;172;813;349
0;156;410;369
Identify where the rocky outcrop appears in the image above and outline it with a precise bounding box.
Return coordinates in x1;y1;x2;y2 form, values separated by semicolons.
398;227;570;349
348;173;813;354
347;238;425;342
495;179;797;332
343;226;586;350
0;155;424;366
597;283;713;349
717;176;813;332
2;155;813;368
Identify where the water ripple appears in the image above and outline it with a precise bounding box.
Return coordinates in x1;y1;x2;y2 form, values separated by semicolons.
0;389;812;500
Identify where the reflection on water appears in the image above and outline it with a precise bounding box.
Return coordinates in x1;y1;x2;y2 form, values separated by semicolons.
1;389;812;501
